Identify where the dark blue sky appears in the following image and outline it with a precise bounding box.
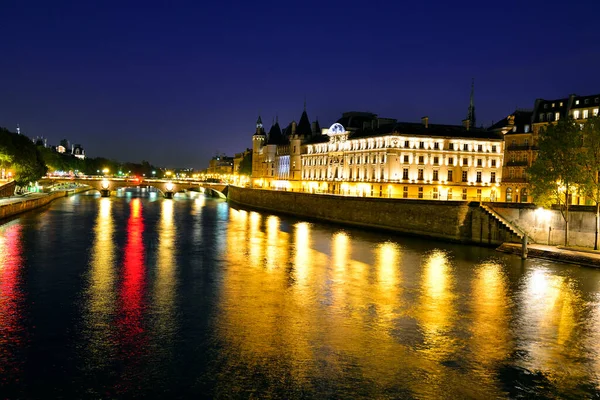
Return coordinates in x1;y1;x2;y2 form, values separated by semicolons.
2;0;599;168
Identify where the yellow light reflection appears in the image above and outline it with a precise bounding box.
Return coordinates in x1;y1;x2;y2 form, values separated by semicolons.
293;222;310;287
154;199;176;339
87;197;116;361
520;269;587;391
265;215;280;270
248;212;263;268
418;250;455;359
470;261;511;386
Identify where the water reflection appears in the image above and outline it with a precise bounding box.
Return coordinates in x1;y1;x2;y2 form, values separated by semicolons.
153;199;176;344
117;198;147;389
86;198;116;367
0;222;24;378
4;195;600;398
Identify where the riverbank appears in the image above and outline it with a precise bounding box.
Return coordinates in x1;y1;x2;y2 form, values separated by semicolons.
0;187;88;221
497;242;600;268
227;186;521;246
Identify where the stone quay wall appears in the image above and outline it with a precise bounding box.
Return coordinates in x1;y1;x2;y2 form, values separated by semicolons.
487;203;599;247
228;186;520;246
0;189;86;221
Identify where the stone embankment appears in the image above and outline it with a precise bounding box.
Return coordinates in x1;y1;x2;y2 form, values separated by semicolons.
227;186;521;246
0;187;87;221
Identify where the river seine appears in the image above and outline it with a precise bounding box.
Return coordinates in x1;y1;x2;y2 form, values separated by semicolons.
1;191;600;399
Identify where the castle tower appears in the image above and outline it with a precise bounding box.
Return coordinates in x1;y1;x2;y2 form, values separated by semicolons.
252;115;266;180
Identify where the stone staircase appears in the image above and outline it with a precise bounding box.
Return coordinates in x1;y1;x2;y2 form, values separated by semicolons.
480;204;528;241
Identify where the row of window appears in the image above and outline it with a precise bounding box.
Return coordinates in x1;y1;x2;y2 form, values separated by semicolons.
303;155;499;168
310;140;499;154
402;168;496;183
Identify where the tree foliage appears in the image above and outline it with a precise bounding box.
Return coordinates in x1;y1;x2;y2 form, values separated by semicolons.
0;127;47;186
239;151;252;175
580;115;600;249
528;117;586;245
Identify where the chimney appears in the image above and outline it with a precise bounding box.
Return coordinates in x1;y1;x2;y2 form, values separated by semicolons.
462;118;471;131
421;116;429;128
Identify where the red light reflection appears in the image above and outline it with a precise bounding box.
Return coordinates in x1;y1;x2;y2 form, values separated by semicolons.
0;223;24;376
117;199;146;361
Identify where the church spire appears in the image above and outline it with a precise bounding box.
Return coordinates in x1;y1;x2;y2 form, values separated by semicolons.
466;78;476;129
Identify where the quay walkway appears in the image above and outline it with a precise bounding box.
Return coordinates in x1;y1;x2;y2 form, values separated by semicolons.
497;242;600;268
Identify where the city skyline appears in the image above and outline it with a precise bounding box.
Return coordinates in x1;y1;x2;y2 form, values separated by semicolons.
1;0;599;168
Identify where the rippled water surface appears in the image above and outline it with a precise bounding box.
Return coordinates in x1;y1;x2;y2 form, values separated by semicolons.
1;192;600;399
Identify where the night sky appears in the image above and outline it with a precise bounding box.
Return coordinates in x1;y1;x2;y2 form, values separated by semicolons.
2;0;599;169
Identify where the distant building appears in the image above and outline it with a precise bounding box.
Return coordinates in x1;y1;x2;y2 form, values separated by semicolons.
233;148;251;175
208;154;234;175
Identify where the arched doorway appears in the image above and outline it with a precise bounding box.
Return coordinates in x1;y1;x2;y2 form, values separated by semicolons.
506;188;513;202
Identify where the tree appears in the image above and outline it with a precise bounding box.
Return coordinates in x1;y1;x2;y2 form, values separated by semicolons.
528;117;586;246
0;127;47;186
239;151;253;176
581;116;600;250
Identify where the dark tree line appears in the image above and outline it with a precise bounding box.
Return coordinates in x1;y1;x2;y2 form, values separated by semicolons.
0;127;47;186
1;126;161;186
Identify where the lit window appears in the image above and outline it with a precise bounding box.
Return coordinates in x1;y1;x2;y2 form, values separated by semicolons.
576;100;580;105
574;110;580;119
448;189;453;200
560;102;563;106
524;125;530;133
512;126;517;132
552;103;555;107
583;110;589;119
594;108;599;116
555;112;560;121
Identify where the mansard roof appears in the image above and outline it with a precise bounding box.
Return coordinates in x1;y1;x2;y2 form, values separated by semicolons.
349;122;502;141
296;110;312;136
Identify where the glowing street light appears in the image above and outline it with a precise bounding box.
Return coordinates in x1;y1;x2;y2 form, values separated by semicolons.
101;180;110;189
165;182;174;192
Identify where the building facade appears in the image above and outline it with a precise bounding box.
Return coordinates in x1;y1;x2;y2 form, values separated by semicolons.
252;108;503;201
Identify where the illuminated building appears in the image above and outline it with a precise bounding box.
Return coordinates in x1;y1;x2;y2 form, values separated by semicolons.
491;93;600;204
251;95;504;200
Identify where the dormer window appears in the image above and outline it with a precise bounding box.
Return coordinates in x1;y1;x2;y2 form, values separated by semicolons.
512;126;517;132
544;104;548;109
576;100;580;105
524;125;530;133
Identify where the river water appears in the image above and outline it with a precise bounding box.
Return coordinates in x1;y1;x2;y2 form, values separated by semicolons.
1;191;600;399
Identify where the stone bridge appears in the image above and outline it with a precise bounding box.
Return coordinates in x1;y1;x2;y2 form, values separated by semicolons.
38;177;228;198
